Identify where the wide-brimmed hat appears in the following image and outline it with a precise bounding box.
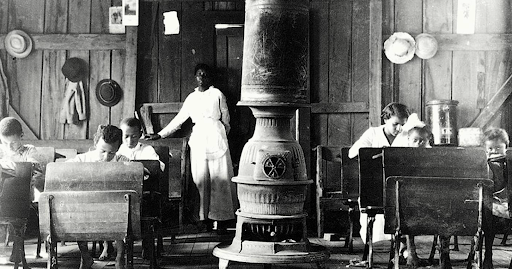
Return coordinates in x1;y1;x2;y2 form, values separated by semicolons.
415;33;438;59
4;30;33;59
96;79;122;107
61;57;86;82
383;32;416;64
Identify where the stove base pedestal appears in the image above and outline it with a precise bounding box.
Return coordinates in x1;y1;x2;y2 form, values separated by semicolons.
212;211;329;268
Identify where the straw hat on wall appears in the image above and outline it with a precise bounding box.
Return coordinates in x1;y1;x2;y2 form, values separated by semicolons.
383;32;416;64
415;33;438;59
4;30;33;59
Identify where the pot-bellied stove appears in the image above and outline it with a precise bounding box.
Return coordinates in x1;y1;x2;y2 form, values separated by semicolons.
212;0;329;268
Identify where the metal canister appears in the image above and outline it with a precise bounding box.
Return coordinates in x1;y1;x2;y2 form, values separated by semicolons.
426;100;459;146
240;0;309;104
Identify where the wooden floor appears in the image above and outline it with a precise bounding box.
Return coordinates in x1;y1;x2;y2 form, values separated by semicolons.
1;232;511;268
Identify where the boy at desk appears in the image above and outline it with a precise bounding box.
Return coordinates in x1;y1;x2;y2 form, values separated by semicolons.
118;117;164;171
67;125;129;269
483;128;511;219
118;117;164;260
0;117;45;264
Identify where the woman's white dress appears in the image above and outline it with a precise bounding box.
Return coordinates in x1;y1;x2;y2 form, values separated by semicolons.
158;86;237;221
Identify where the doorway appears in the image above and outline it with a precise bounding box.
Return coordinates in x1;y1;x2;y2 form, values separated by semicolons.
215;24;254;174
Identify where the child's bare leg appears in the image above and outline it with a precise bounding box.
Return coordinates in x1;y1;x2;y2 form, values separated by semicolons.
99;241;114;260
115;240;125;269
406;235;420;267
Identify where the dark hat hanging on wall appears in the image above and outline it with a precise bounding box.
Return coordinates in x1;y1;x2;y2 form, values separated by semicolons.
96;79;122;107
61;57;87;82
4;30;33;59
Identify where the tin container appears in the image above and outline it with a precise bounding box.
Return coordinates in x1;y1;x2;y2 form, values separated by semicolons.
426;100;459;146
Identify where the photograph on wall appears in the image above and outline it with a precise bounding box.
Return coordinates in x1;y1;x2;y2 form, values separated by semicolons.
109;6;125;34
122;0;139;26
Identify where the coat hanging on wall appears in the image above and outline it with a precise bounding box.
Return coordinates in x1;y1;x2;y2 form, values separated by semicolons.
59;58;87;124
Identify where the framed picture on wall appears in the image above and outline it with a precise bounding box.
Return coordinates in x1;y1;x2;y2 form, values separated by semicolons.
122;0;138;26
109;6;125;34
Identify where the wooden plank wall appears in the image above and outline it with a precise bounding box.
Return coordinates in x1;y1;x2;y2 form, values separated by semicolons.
387;0;512;131
137;1;244;131
0;0;134;140
310;0;370;149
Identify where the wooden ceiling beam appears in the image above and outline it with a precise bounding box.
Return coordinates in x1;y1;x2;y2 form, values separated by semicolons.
0;34;126;50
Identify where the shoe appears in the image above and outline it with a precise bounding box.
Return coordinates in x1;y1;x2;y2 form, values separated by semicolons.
349;258;368;267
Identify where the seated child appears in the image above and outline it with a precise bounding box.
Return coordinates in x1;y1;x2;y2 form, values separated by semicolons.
482;128;510;219
67;125;129;269
0;117;45;263
116;117;164;261
118;117;164;171
401;124;432;268
0;117;45;197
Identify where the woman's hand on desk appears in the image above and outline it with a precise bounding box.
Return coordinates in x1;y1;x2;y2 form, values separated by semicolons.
144;134;161;140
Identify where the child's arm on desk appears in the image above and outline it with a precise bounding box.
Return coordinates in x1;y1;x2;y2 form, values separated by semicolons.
0;160;16;177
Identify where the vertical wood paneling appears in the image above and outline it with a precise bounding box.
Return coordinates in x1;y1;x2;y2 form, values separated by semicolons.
111;0;126;126
181;2;207;102
159;1;182;103
157;2;182;130
111;47;126;126
66;0;91;139
351;0;370;142
423;0;453;110
395;0;422;114
7;0;45;138
0;0;6;35
310;1;329;147
41;0;68;139
89;0;112;137
137;2;159;105
381;0;395;106
122;27;138;123
484;0;511;128
328;0;352;146
452;0;486;128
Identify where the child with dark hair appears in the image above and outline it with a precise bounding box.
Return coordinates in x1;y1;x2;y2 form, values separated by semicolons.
348;102;410;158
67;124;129;269
117;117;163;261
118;117;163;171
483;128;510;219
0;117;45;264
0;117;45;191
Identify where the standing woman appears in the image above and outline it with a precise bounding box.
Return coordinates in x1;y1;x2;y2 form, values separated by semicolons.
147;63;237;232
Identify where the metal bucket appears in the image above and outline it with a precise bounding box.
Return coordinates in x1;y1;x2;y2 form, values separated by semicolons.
426;100;459;146
240;0;309;104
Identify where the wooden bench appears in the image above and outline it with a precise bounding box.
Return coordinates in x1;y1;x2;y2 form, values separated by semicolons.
39;162;143;269
315;146;359;251
133;159;165;267
0;162;33;269
23;138;189;231
382;147;492;269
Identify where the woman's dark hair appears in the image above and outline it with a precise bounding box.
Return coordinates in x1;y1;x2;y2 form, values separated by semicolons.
194;63;212;75
381;102;410;120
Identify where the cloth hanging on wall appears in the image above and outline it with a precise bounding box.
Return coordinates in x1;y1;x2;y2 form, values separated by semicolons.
59;79;87;124
0;57;10;119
